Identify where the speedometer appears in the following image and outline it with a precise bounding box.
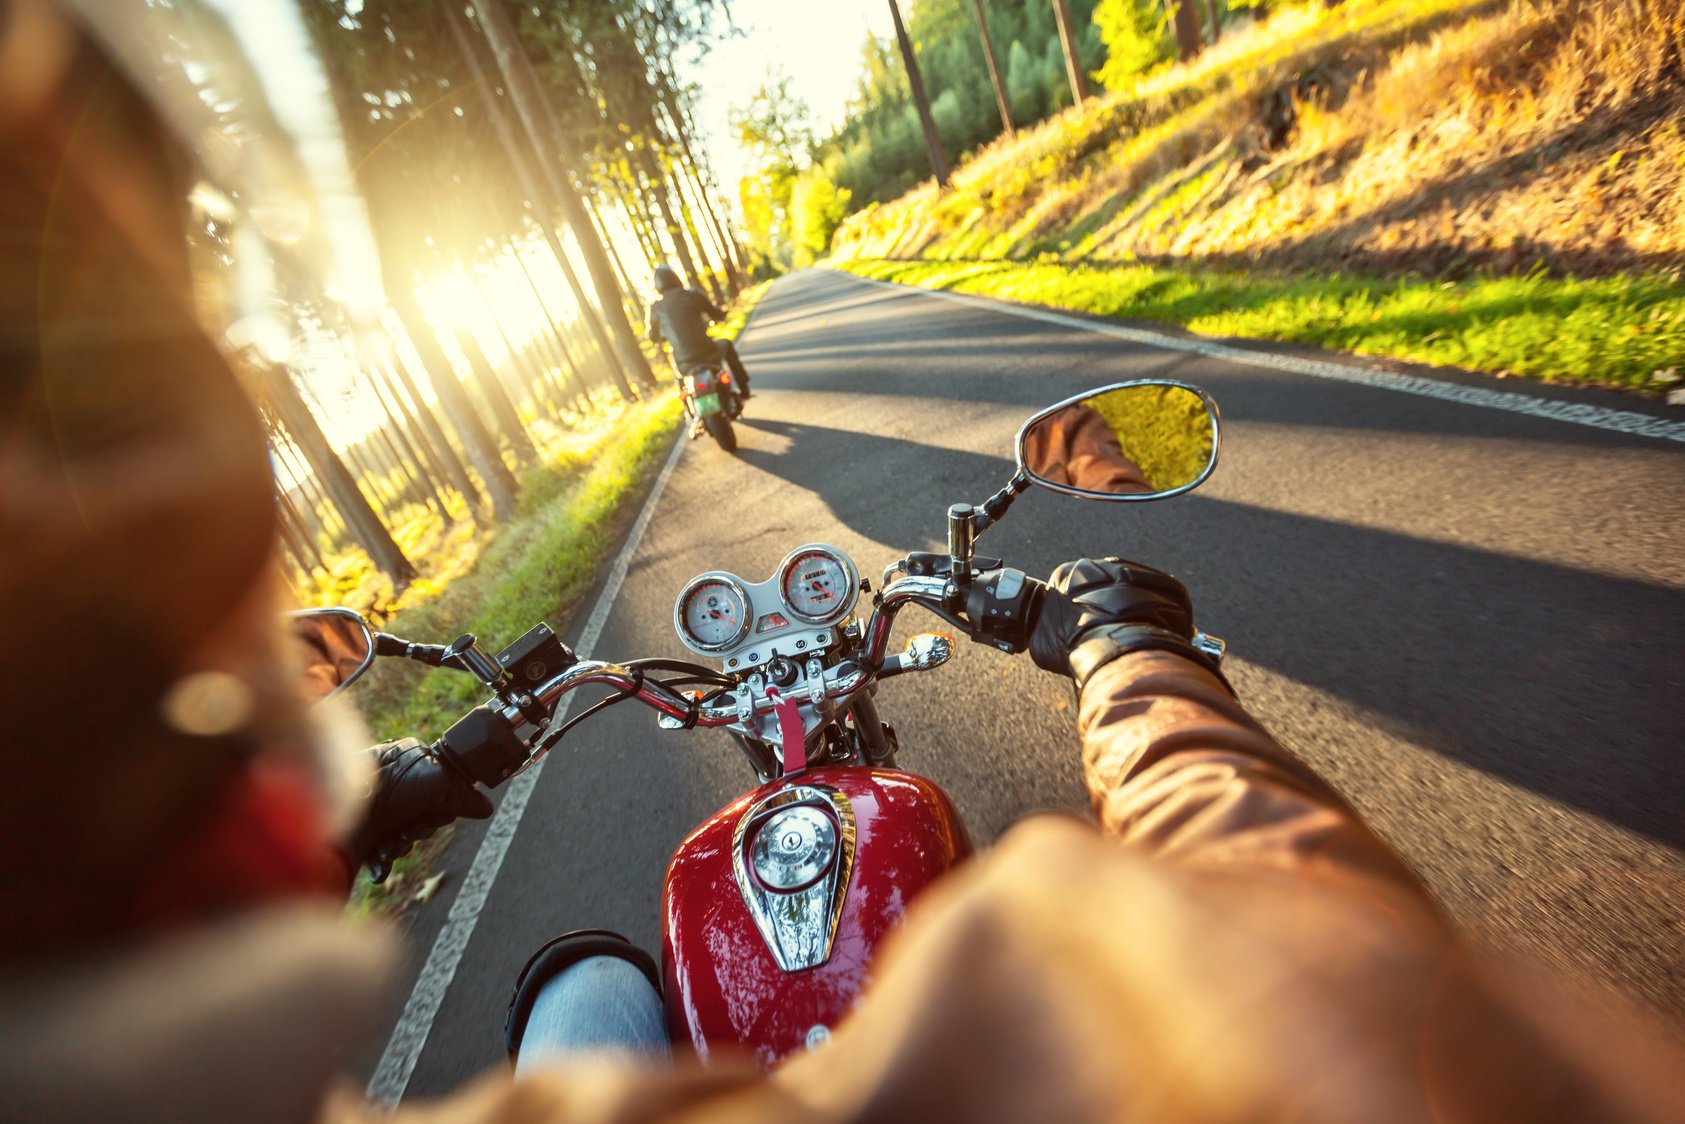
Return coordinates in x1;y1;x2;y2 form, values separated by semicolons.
780;547;857;624
676;576;751;652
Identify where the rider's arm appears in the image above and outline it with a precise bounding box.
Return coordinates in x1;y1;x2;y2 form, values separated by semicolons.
1077;649;1430;896
1030;557;1430;896
645;303;663;346
695;290;725;322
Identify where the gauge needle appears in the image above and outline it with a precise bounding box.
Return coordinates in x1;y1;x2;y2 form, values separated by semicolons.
807;581;832;601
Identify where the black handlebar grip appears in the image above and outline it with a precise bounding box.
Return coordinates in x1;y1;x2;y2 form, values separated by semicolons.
962;567;1046;653
437;705;531;787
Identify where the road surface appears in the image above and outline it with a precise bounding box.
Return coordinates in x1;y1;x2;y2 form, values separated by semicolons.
368;267;1685;1100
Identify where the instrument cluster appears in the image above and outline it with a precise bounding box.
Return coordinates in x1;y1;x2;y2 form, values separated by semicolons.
673;544;860;670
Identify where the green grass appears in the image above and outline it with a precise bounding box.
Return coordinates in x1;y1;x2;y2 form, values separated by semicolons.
354;393;682;740
326;278;776;919
832;258;1685;391
344;392;682;917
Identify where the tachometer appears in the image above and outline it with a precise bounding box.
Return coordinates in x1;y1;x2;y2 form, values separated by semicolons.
780;547;857;624
676;576;751;652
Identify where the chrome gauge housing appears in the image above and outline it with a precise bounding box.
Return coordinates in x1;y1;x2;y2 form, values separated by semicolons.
671;544;859;662
778;545;859;626
674;573;752;653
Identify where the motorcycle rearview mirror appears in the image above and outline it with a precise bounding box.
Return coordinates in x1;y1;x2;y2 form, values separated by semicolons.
286;607;377;703
1015;380;1220;501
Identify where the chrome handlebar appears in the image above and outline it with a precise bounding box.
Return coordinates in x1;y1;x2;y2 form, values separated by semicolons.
527;574;954;736
860;574;950;668
530;658;876;730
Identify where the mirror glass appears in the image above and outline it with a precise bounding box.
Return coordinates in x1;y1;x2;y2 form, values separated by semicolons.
1018;383;1217;499
286;608;376;702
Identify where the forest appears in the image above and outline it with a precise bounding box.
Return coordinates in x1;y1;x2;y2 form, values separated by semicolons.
254;0;748;605
736;0;1252;272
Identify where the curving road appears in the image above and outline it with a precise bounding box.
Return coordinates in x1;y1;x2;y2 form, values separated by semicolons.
367;268;1685;1100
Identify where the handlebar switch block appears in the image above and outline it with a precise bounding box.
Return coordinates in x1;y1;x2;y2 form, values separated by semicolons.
438;706;531;787
963;567;1044;653
496;624;576;692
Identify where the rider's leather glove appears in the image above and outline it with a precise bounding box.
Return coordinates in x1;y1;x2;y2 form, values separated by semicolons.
350;739;493;882
1028;557;1226;689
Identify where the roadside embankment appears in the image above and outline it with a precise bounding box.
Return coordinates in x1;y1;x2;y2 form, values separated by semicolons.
831;257;1684;389
831;0;1685;393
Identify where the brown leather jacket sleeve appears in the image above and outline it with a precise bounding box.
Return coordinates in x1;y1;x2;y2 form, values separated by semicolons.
1078;650;1432;900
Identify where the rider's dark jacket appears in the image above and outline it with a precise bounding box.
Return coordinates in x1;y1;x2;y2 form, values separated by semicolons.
646;288;724;370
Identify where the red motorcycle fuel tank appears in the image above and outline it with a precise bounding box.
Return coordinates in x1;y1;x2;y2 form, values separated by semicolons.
661;766;971;1066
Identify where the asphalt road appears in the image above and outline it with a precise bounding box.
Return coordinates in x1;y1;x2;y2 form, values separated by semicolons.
375;267;1685;1099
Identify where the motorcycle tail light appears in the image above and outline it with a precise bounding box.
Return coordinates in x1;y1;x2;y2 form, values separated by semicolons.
748;805;837;892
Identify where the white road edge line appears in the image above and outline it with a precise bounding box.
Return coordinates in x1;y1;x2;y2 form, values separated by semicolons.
365;430;690;1108
839;271;1685;445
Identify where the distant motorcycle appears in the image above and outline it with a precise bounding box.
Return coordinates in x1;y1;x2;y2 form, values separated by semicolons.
681;355;742;452
294;378;1222;1068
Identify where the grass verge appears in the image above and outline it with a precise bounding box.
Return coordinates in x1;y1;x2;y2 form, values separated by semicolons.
346;391;682;918
338;274;776;920
833;257;1685;392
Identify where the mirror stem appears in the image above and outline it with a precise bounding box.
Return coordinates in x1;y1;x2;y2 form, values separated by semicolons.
973;470;1031;535
951;472;1032;590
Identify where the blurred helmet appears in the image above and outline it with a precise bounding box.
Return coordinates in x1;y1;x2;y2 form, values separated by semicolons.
0;0;382;954
653;264;682;293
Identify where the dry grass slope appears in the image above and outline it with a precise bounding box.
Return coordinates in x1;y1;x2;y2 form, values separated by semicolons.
834;0;1685;280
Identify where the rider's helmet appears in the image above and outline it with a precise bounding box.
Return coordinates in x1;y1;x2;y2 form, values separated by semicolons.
653;264;683;293
0;0;379;955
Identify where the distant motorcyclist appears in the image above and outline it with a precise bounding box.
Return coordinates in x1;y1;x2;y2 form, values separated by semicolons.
645;264;750;398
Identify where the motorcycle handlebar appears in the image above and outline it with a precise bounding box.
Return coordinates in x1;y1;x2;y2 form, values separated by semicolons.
524;575;953;737
526;659;874;734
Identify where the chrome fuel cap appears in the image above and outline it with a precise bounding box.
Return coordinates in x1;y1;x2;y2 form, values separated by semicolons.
750;805;838;891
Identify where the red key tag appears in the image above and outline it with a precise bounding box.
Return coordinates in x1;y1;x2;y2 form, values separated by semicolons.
766;687;806;776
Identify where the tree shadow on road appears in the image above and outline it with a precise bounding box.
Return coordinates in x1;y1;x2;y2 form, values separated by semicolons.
1167;494;1685;849
733;415;1019;552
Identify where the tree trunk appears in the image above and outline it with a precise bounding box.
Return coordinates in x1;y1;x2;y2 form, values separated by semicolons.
468;0;657;391
368;363;449;514
971;0;1015;135
1051;0;1092;105
1206;0;1222;43
643;148;712;301
277;490;327;573
609;171;662;270
507;237;584;410
888;0;951;188
382;354;480;510
272;435;333;544
262;364;416;586
373;425;429;510
446;5;639;402
674;98;751;276
675;183;722;299
484;299;559;423
672;148;739;295
582;196;639;309
455;329;536;466
1165;0;1203;61
391;288;521;522
660;102;743;290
